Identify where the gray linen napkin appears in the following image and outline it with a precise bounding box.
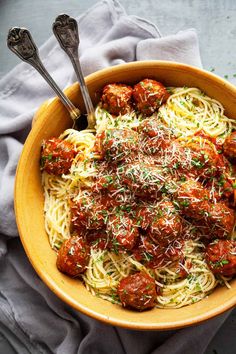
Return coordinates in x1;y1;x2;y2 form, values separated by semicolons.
0;0;230;353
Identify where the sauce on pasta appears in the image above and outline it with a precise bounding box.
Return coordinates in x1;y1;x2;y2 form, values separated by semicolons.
40;79;236;311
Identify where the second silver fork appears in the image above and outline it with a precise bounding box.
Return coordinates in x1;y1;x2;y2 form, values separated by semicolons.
52;14;96;130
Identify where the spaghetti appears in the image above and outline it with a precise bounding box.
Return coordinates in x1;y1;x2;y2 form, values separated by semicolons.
82;240;217;308
41;81;236;311
158;87;236;141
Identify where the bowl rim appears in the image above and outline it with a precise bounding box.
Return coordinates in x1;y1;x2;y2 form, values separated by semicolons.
15;60;236;330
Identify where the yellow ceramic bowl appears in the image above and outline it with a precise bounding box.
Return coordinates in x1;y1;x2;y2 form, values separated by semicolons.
15;61;236;330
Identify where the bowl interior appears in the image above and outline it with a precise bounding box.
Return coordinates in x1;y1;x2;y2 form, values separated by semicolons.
15;61;236;330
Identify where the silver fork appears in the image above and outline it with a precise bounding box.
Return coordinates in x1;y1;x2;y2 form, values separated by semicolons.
7;27;82;128
52;14;96;130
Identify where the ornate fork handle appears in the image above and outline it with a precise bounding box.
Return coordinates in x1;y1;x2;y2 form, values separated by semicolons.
53;14;95;129
7;27;80;122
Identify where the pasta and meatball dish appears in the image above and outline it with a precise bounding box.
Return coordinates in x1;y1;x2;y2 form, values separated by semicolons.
40;78;236;311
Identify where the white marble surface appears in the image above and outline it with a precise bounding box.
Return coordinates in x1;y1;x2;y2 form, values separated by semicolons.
0;1;235;353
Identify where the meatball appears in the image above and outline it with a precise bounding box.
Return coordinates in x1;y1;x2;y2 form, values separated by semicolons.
206;239;236;276
177;180;235;238
41;137;76;175
135;205;155;229
139;119;174;154
179;137;220;178
205;174;234;203
107;214;139;251
148;201;182;245
70;193;107;230
118;163;166;198
133;79;169;116
133;235;183;269
203;202;235;239
101;83;133;116
117;272;157;310
96;129;139;162
86;229;109;250
93;174;120;193
223;131;236;161
176;179;210;219
133;236;164;268
56;236;90;276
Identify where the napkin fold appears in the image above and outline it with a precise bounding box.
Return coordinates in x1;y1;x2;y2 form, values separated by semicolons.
0;0;229;353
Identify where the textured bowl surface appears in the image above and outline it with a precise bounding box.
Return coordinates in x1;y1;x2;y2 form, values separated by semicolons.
15;61;236;330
